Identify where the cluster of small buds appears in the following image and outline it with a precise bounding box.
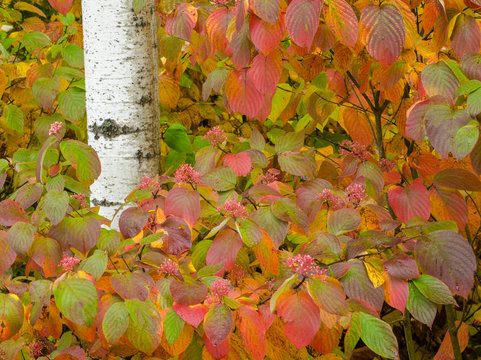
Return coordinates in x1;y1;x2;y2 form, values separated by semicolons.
71;193;88;208
203;126;227;147
340;140;370;162
174;164;201;185
286;254;325;278
159;259;180;277
346;183;367;206
218;200;249;220
48;121;64;136
260;169;279;184
29;339;52;358
59;255;80;272
210;0;230;6
379;158;395;172
317;189;344;210
207;278;231;304
137;175;161;192
229;264;245;282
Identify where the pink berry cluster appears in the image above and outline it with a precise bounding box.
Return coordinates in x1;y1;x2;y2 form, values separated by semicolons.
203;126;227;147
218;200;249;220
48;121;64;136
346;182;367;206
286;254;325;278
138;176;161;192
207;278;231;304
71;193;88;208
59;255;80;272
29;339;52;358
317;189;344;210
159;259;180;277
174;164;201;185
380;158;395;172
340;140;369;161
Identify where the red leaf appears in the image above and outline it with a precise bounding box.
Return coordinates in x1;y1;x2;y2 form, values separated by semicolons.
248;50;283;94
0;200;28;226
405;96;445;141
433;168;481;191
415;230;476;298
165;188;200;227
360;3;405;66
421;62;459;103
388;178;430;223
203;304;234;346
383;274;408;312
461;52;481;81
237;306;267;360
206;8;234;53
206;229;243;274
48;0;72;15
249;14;285;55
203;333;230;359
165;3;198;41
172;303;208;327
451;14;481;58
170;279;208;305
227;22;252;68
430;187;468;230
160;216;192;255
250;0;279;24
0;231;16;274
225;69;264;118
286;0;322;49
111;272;153;301
119;207;148;239
276;290;320;349
383;254;419;280
223;152;252;176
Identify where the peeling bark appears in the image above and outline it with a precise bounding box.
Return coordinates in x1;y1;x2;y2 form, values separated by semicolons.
82;0;160;221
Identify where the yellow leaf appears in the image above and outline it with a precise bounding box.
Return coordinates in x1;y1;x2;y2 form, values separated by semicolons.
364;260;385;288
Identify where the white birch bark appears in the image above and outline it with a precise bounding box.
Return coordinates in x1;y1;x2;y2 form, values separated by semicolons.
82;0;160;222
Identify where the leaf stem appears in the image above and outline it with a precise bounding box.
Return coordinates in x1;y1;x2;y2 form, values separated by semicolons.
403;310;416;360
446;304;463;360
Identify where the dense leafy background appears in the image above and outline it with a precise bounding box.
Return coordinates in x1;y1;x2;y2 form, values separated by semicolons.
1;0;481;359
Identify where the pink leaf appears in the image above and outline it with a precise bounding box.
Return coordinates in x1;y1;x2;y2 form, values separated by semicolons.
248;50;283;94
206;229;243;274
48;0;72;15
165;3;198;41
286;0;322;49
172;303;208;327
165;187;200;227
223;152;252;177
388;178;430;223
250;14;285;54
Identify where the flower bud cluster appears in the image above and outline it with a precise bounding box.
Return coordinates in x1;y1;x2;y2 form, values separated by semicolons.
204;126;227;147
340;140;369;161
317;189;344;210
59;255;80;272
218;200;249;220
174;164;201;185
286;254;325;278
159;259;180;277
48;121;64;136
346;182;367;206
207;278;231;304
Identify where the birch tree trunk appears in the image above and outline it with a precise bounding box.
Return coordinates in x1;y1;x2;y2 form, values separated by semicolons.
82;0;160;221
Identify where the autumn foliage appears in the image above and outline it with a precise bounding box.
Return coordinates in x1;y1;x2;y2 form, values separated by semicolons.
1;0;481;359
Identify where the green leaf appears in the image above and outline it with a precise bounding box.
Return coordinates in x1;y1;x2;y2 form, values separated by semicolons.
467;88;481;116
0;294;24;340
53;277;98;327
78;249;108;280
60;140;101;186
454;79;481;97
22;31;51;51
235;218;262;247
125;299;162;354
102;301;129;345
164;309;185;344
44;190;69;225
358;312;399;359
8;222;36;257
269;84;292;121
275;130;305;153
4;105;24;134
454;120;479;160
58;88;86;121
133;0;148;14
412;275;456;305
327;208;361;235
61;44;84;68
32;77;60;110
202;166;237;191
307;277;348;315
165;150;187;174
97;228;121;256
164;123;191;153
406;281;437;327
278;151;316;177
